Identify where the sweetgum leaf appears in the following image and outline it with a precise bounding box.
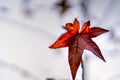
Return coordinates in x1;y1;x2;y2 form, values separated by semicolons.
49;19;109;80
68;35;83;80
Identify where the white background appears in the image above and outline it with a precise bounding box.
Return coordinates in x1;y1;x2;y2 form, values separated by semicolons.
0;0;120;80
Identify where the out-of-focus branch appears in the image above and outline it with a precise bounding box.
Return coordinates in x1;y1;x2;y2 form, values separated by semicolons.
80;0;90;20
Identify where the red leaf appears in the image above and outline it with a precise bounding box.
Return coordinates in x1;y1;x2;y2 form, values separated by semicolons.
49;19;109;80
49;19;79;48
68;35;83;80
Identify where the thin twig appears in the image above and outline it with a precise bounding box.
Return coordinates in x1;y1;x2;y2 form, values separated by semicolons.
81;61;84;80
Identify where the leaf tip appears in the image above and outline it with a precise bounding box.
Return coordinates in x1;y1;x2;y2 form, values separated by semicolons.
102;58;106;62
49;44;57;49
98;54;106;62
87;20;90;25
74;18;79;24
74;18;78;21
102;28;109;34
49;45;54;49
105;29;109;32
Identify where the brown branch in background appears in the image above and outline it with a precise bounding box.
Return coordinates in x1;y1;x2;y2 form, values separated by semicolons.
55;0;71;15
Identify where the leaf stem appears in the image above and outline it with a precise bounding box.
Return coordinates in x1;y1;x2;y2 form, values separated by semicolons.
81;61;84;80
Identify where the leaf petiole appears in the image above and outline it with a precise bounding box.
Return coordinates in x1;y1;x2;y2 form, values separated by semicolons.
81;62;85;80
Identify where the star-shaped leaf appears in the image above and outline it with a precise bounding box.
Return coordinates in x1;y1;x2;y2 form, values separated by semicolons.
49;19;109;80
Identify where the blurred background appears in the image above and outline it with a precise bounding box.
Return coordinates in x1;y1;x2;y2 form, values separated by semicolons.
0;0;120;80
